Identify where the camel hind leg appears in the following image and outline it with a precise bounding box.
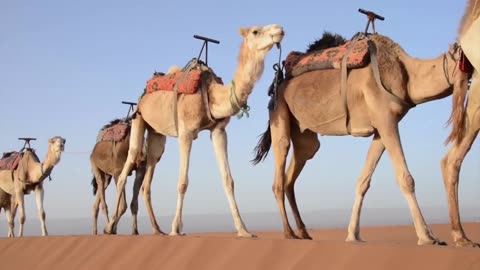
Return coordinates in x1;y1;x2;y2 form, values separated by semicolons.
105;114;146;235
91;163;110;235
130;162;146;235
346;133;385;242
441;77;480;247
269;97;298;239
284;123;319;240
142;131;166;235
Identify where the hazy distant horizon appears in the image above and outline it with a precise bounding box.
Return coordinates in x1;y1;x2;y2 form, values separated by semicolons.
1;206;478;238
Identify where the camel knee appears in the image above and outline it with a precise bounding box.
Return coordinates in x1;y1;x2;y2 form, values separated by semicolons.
40;211;46;221
397;174;415;193
19;215;25;224
356;177;371;196
272;184;285;199
178;183;188;194
276;137;290;153
130;201;138;214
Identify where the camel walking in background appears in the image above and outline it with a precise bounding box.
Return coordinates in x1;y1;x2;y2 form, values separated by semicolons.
105;24;285;236
441;0;480;247
253;31;465;245
0;136;65;237
0;188;14;237
90;118;146;235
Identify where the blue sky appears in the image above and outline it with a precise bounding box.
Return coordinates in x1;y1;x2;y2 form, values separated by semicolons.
0;0;478;230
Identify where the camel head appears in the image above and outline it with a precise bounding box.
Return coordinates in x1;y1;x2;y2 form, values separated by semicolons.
47;136;66;164
238;24;284;57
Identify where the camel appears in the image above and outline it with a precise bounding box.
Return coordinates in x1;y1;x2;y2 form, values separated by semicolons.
440;0;480;247
90;118;146;235
104;24;285;236
0;136;65;237
0;188;14;237
252;32;465;245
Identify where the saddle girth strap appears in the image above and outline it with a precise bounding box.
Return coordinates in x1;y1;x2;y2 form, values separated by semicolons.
340;34;364;134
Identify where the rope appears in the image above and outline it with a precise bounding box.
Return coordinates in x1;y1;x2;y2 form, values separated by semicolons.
229;80;250;119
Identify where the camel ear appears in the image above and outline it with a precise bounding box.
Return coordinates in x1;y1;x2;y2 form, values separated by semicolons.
239;28;248;37
48;138;53;144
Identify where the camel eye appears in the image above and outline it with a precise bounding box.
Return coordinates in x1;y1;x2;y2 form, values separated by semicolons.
252;30;259;35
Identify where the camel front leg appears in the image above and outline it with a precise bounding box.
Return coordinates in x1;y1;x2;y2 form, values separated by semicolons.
105;115;146;234
15;190;25;237
5;207;14;237
142;132;166;235
285;126;320;240
170;132;194;236
441;98;480;247
210;126;253;238
377;120;445;245
35;184;48;236
130;163;146;235
346;133;385;242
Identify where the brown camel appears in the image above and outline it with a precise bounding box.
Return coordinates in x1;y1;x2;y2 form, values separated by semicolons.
90;118;146;235
0;136;65;237
252;32;464;245
104;24;285;236
441;0;480;247
0;188;14;237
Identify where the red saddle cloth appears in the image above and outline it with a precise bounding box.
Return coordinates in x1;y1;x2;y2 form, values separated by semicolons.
145;70;223;95
284;39;370;78
0;151;23;171
98;122;130;142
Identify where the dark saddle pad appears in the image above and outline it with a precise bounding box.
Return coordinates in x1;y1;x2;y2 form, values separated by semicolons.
0;151;23;171
98;122;130;142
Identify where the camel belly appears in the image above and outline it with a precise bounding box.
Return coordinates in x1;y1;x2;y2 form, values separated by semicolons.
283;70;374;137
138;91;212;137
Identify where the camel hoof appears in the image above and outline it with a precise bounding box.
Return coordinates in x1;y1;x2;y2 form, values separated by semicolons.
418;238;447;246
345;237;366;243
237;231;256;238
169;231;186;236
132;230;139;236
103;227;116;235
455;238;480;248
298;230;312;240
284;232;301;240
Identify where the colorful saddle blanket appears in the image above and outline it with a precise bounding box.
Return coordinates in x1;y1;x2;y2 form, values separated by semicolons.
0;151;23;171
145;69;223;95
284;39;370;78
98;122;130;142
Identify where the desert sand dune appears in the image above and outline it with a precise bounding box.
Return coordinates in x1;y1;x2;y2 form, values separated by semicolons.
0;223;479;270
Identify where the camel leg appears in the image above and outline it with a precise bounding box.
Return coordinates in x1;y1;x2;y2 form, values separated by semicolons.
346;133;385;242
285;125;320;240
270;98;297;239
105;115;146;234
376;120;444;245
170;132;194;236
34;184;48;236
16;191;25;237
91;166;109;235
5;207;14;238
441;95;480;247
113;174;128;220
130;164;145;235
142;132;166;235
210;125;254;238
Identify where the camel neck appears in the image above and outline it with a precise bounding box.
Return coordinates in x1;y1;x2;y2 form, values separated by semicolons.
403;53;454;104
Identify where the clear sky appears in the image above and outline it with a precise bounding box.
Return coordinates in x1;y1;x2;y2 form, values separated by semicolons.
1;0;478;230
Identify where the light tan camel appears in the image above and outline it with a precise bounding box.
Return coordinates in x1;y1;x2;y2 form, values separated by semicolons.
90;119;146;235
0;188;14;237
104;24;285;236
0;136;65;237
252;33;464;245
441;0;480;247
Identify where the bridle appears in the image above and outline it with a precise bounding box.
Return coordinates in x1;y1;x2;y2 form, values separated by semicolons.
443;42;461;86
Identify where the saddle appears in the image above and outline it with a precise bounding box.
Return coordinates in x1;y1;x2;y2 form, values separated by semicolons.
97;122;130;142
0;151;23;171
145;62;223;95
284;39;370;79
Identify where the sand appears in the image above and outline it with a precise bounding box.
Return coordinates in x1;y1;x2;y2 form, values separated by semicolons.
0;223;479;270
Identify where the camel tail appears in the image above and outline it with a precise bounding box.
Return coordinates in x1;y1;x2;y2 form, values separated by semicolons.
445;72;470;145
91;176;98;196
251;121;272;165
